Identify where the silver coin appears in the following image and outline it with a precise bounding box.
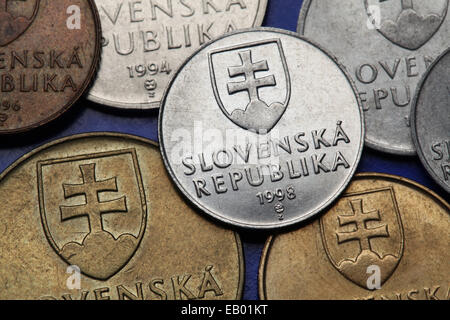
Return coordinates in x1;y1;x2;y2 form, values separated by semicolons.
412;48;450;193
159;28;364;229
87;0;267;109
298;0;450;155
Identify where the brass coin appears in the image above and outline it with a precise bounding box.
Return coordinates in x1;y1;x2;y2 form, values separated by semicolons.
0;133;244;300
0;0;101;134
259;173;449;300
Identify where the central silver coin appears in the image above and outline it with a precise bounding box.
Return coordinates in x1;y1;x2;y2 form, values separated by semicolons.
298;0;450;155
159;29;364;229
87;0;267;109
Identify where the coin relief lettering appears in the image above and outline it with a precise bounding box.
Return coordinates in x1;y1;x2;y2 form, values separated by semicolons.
42;265;224;300
161;30;363;228
88;0;266;109
0;48;83;95
412;49;450;191
0;0;100;133
184;123;352;199
358;284;449;300
430;140;450;181
101;1;250;56
356;56;433;112
300;0;450;154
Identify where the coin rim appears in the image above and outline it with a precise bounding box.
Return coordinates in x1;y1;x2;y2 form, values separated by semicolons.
258;172;450;300
0;0;102;135
86;0;269;110
297;0;419;156
158;27;365;230
411;47;450;193
0;132;245;300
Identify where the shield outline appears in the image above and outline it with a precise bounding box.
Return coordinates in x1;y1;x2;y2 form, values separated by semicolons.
364;0;449;50
320;186;405;289
0;0;41;47
37;148;147;280
208;38;291;133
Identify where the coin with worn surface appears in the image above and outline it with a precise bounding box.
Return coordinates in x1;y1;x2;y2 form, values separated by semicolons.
260;173;450;300
0;0;101;134
412;48;450;193
298;0;450;155
87;0;267;109
0;133;243;300
159;28;364;229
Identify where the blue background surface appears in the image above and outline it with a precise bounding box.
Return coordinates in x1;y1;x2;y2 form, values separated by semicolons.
0;0;447;300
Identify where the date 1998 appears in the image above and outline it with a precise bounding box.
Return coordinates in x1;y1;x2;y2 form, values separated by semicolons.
256;186;296;205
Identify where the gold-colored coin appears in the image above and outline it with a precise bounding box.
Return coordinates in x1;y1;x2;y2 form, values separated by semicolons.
259;173;449;300
0;133;243;300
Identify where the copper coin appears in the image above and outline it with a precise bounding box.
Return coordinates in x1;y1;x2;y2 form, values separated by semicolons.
260;173;450;300
0;0;101;134
0;133;243;300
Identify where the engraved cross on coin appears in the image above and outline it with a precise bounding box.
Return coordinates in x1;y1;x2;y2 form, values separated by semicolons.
336;199;389;251
60;163;127;233
227;50;276;102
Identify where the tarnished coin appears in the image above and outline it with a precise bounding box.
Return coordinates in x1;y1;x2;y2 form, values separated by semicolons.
0;0;101;134
412;48;450;193
159;28;364;229
298;1;450;155
0;133;243;300
260;173;450;300
87;0;268;109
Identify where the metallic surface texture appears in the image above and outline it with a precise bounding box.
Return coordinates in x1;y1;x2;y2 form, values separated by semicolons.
412;48;450;193
0;133;244;300
298;0;450;155
159;28;364;229
1;1;448;300
260;173;450;300
0;0;101;134
87;0;268;109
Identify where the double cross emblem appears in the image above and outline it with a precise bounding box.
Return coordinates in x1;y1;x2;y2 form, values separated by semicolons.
209;39;291;134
